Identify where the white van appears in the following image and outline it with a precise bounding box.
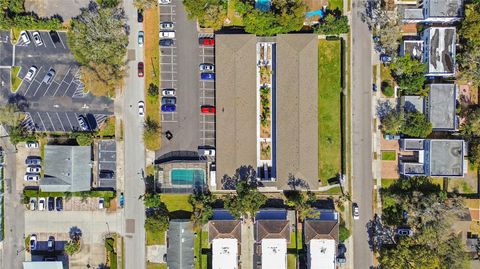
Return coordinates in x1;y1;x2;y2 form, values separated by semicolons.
159;31;175;38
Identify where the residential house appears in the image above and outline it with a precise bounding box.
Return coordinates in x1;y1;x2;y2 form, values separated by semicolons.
208;216;242;269
304;210;339;269
23;262;64;269
167;220;194;269
403;0;463;23
422;27;456;77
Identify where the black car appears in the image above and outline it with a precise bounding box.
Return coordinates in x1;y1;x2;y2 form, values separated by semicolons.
161;97;176;105
137;9;144;23
55;197;63;211
160;39;174;47
47;236;55;252
99;170;114;179
48;197;54;211
49;31;60;43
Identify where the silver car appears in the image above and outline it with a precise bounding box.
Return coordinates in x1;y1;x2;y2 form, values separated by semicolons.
160;22;174;30
199;63;214;72
32;31;43;46
42;69;55;84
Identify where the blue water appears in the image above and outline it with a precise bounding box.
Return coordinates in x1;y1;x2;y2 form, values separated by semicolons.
306;9;325;18
171;169;205;185
255;0;271;12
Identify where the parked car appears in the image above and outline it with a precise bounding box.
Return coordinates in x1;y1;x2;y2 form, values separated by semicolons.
161;104;176;112
24;174;39;181
49;31;60;43
119;192;124;208
159;39;174;46
160;22;174;30
32;31;43;46
352;203;360;220
19;31;30;45
42;68;55;84
372;35;380;43
384;134;401;140
200;72;215;80
159;31;175;38
47;236;55;252
138;62;144;77
99;197;105;209
26;141;39;148
162;97;176;105
380;54;392;63
138;31;144;47
199;63;214;72
200;105;215;114
30;198;37;211
48;197;54;211
162;88;175;96
397;228;413;236
337;244;347;264
199;37;214;46
99;170;114;179
24;66;38;81
26;166;41;173
198;148;215;156
372;84;377;92
137;9;143;23
138;101;145;117
55;197;63;211
30;235;37;251
158;0;171;4
77;115;90;131
38;197;46;211
26;157;41;166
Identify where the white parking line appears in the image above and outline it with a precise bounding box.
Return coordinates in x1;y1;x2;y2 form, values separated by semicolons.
48;33;57;49
22;66;43;95
44;80;60;96
56;113;66;132
58;34;66;49
65;112;74;130
37;112;47;131
52;66;72;96
45;112;55;131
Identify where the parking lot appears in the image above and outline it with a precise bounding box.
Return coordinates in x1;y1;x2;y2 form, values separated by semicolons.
198;33;215;147
1;30;113;132
97;140;116;189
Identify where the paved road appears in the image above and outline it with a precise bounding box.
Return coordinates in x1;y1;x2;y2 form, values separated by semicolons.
1;138;25;268
351;0;375;268
122;1;146;268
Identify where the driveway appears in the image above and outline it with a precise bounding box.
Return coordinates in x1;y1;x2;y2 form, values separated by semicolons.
24;0;90;21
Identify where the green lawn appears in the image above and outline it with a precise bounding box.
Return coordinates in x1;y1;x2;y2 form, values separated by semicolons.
287;254;297;269
318;39;342;186
318;186;342;195
99;116;116;138
194;230;209;269
11;66;22;92
381;150;396;161
161;194;193;219
381;178;397;188
288;230;303;250
147;263;167;269
226;0;243;26
146;229;165;245
328;0;343;12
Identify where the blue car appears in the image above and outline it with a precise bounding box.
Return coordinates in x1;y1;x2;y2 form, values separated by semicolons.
201;72;215;80
162;104;176;112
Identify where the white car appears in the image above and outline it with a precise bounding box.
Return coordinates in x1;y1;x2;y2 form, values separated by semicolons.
138;101;145;117
24;66;38;81
24;174;40;181
30;198;37;211
158;0;171;4
26;141;39;148
199;63;214;72
198;148;215;156
32;31;43;46
38;198;45;211
138;31;144;47
26;166;41;173
30;235;37;250
353;203;360;220
19;31;30;45
162;88;175;96
159;31;175;38
160;22;174;30
99;197;104;209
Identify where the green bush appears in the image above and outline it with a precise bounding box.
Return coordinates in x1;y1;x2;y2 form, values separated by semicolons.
382;85;394;97
339;224;351;241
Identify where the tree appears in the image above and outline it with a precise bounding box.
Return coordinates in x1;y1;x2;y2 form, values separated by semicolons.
189;190;214;228
377;19;401;56
457;2;480;84
65;240;81;256
468;140;480;166
460;107;480;137
0;104;23;127
314;14;350;35
382;85;394;97
401;112;432;138
133;0;156;10
143;193;163;208
285;191;317;221
390;54;426;94
71;132;94;146
68;2;128;96
225;180;267;220
360;0;390;31
98;0;119;7
147;83;159;99
381;111;403;135
182;0;226;30
145;204;170;232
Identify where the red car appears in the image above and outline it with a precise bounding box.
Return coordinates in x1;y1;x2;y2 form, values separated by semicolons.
138;62;144;77
199;37;214;46
201;105;215;114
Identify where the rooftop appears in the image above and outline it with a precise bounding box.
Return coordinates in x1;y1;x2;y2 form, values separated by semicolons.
23;262;63;269
427;0;463;18
403;139;425;150
429;139;464;176
404;8;424;20
41;145;91;192
401;96;425;113
208;220;242;242
255;220;290;242
424;27;456;75
261;238;287;269
427;84;457;130
402;40;424;59
308;239;336;269
167;220;194;269
212;238;238;269
304;219;339;244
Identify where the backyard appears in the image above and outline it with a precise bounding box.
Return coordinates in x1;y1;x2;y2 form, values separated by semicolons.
160;194;193;218
318;39;342;186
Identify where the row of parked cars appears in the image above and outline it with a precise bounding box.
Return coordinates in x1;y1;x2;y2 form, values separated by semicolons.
24;154;41;181
30;234;56;252
30;197;63;211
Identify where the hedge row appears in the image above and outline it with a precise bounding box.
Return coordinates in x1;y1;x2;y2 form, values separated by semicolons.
0;13;63;31
23;189;116;199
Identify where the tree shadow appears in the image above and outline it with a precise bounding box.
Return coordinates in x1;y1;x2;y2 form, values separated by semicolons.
169;210;192;220
221;165;263;190
7;94;29;111
376;99;396;120
287;174;310;190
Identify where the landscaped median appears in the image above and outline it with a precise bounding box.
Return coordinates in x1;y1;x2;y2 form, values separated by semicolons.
143;7;162;151
318;39;342;186
10;66;22;92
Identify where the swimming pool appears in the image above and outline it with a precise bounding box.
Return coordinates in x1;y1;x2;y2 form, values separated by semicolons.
255;0;271;12
170;168;205;185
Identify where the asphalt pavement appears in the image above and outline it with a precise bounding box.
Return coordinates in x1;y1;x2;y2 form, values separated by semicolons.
122;0;146;268
351;0;375;268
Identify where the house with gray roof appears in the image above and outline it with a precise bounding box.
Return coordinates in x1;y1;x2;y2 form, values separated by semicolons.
400;139;466;177
403;0;463;23
422;27;456;77
40;145;92;192
208;220;242;269
426;84;458;131
167;220;194;269
215;33;319;191
23;261;63;269
304;211;339;269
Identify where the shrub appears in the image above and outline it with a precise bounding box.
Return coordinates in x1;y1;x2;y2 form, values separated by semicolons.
382;85;394;97
339;224;351;241
65;240;81;255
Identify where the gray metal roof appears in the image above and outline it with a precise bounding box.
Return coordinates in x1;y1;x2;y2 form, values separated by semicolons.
41;145;91;192
404;8;424;20
23;262;64;269
401;96;424;113
428;0;463;18
275;34;319;190
428;84;457;130
167;220;194;269
215;34;258;187
425;27;456;75
429;139;464;176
